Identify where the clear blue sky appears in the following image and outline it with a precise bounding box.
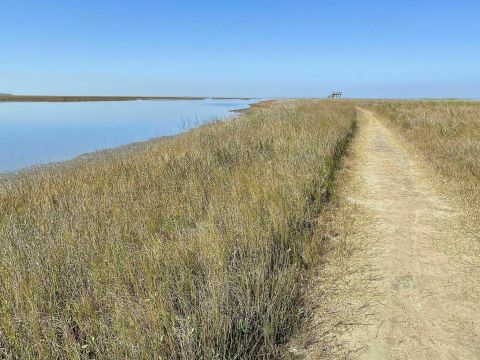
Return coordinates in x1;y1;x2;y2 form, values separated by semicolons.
2;0;479;98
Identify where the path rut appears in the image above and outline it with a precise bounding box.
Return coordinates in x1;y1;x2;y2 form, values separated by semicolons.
346;109;480;359
291;109;480;359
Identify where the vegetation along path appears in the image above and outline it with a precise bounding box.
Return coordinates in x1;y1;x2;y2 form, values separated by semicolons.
293;108;480;359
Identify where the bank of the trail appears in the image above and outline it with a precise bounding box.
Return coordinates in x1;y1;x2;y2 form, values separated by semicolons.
290;108;480;359
0;100;357;359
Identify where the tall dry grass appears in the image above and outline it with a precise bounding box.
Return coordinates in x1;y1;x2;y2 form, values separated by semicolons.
0;100;356;359
369;101;480;216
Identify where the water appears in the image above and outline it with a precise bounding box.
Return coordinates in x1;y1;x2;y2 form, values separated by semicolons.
0;98;257;173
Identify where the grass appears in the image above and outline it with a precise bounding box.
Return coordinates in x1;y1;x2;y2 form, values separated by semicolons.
368;101;480;217
0;100;356;359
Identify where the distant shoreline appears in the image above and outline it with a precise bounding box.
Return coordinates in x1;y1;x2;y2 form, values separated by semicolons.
0;99;268;179
0;95;255;102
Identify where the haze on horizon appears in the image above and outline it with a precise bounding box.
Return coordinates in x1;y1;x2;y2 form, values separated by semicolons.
1;0;479;99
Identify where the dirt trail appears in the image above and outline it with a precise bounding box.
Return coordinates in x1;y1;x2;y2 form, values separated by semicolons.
290;109;480;359
345;109;480;359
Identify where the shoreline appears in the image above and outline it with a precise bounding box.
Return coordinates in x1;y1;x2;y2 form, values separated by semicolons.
0;95;256;102
231;99;276;113
0;99;271;180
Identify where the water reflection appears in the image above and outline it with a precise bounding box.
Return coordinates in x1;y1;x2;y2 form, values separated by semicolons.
0;98;257;173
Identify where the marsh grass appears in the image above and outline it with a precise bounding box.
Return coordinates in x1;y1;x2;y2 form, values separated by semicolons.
0;100;355;359
370;101;480;217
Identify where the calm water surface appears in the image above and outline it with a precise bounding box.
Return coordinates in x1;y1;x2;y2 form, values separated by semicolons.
0;98;257;173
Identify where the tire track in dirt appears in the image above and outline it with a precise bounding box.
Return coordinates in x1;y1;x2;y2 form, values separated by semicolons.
289;108;480;359
345;109;480;359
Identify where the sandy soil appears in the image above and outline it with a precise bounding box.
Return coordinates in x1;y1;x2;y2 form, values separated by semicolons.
289;109;480;359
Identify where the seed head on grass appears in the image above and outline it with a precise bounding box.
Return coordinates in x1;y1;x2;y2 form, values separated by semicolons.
0;100;356;359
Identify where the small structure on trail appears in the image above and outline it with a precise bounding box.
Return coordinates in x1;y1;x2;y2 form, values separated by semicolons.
327;91;342;99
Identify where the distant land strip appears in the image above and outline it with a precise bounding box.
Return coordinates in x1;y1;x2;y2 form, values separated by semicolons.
0;95;255;102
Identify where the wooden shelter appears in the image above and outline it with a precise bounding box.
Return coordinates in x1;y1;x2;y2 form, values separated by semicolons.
327;91;342;99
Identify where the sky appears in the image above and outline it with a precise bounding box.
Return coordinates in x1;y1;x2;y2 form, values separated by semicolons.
1;0;480;98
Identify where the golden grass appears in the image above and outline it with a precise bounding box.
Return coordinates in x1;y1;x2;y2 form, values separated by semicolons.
0;100;356;359
368;101;480;217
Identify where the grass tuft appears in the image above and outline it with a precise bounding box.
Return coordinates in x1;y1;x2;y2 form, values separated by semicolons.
0;100;356;359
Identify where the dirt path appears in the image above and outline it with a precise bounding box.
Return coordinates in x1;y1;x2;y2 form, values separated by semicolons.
290;109;480;359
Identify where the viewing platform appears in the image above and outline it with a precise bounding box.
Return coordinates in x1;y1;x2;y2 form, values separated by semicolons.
327;91;342;99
